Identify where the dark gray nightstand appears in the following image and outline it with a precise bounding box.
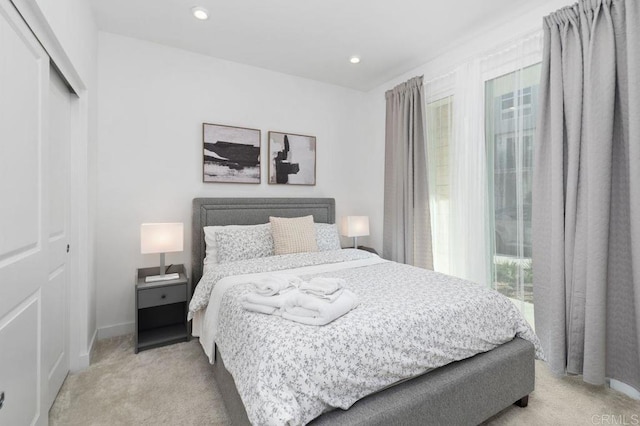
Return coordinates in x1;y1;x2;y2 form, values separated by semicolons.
135;265;190;353
356;246;378;255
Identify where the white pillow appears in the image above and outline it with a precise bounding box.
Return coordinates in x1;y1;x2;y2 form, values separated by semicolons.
269;215;318;255
315;223;341;251
203;223;270;265
215;225;274;264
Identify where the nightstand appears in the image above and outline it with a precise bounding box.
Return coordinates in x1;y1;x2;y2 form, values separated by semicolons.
135;265;190;353
356;246;378;255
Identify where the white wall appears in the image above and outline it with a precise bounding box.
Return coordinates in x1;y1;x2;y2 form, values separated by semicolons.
96;32;373;336
95;0;573;337
362;0;572;251
34;0;97;87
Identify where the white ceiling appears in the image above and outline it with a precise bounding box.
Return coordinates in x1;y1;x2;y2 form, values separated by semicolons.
90;0;536;91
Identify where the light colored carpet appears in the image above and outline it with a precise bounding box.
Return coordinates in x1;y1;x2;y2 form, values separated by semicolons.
50;336;230;425
50;336;639;425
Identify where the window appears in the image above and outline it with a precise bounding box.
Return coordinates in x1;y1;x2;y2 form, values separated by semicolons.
500;87;533;121
485;63;540;323
427;96;453;274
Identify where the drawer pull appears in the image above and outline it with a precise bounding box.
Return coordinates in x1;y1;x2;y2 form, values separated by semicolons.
161;294;166;299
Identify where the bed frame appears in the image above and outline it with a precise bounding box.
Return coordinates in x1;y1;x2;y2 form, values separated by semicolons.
192;197;534;425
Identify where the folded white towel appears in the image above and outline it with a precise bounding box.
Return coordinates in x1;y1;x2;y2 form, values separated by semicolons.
243;292;292;309
281;289;359;326
241;302;278;315
252;274;302;296
307;288;344;302
242;277;299;316
299;277;345;297
284;306;317;318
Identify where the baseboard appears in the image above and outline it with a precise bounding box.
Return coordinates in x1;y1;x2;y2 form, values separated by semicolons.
73;328;97;372
70;330;98;373
97;321;135;340
609;379;640;400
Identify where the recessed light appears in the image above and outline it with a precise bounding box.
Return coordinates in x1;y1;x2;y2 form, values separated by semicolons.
192;6;209;20
350;56;361;64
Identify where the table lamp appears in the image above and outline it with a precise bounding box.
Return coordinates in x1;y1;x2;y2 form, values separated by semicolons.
341;216;369;249
140;223;184;283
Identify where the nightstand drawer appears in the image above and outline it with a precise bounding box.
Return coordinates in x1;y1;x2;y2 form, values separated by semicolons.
138;285;186;309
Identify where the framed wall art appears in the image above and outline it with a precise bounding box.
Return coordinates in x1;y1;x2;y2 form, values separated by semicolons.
203;123;261;184
268;131;316;185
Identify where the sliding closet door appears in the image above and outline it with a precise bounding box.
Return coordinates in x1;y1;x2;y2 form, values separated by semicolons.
43;68;72;409
0;0;50;425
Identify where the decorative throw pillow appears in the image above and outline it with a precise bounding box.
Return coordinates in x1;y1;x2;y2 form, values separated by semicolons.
213;224;274;264
315;223;342;251
270;215;318;255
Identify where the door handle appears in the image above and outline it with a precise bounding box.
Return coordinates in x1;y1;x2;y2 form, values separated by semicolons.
0;391;5;410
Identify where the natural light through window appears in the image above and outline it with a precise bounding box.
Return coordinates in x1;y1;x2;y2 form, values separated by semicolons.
427;96;453;274
485;64;540;325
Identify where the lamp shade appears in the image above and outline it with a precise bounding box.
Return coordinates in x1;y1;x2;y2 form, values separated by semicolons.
140;223;184;254
341;216;370;237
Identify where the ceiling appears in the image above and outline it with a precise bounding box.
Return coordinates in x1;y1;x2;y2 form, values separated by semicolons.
90;0;536;91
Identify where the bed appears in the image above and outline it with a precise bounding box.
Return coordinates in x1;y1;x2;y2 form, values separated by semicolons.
190;197;538;426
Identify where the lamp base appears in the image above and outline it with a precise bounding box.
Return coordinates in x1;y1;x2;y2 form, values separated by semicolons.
145;273;179;283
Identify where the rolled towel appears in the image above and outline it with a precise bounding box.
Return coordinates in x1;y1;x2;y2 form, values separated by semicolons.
281;289;359;326
299;277;345;297
252;274;303;296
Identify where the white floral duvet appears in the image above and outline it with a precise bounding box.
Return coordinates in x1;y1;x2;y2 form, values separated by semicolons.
189;250;542;426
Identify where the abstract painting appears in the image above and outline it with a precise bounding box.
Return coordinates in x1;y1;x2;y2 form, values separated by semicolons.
268;131;316;185
203;123;261;183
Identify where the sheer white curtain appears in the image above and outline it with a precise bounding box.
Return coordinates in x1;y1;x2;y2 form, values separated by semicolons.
426;61;489;286
425;31;543;297
425;73;455;274
449;60;490;287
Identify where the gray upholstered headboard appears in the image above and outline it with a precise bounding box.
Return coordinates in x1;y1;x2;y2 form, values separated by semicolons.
191;198;336;288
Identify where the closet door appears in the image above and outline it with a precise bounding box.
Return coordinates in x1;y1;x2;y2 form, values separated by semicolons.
0;0;50;425
43;67;72;409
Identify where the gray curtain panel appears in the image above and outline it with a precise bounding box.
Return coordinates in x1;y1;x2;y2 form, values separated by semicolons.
533;0;640;390
383;76;433;269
